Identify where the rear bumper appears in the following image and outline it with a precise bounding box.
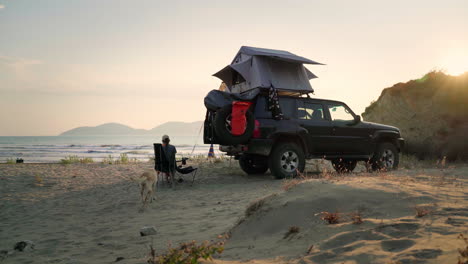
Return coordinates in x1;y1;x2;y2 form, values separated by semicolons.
219;138;273;156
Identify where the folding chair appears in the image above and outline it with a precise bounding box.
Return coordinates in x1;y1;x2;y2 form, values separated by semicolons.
175;158;198;186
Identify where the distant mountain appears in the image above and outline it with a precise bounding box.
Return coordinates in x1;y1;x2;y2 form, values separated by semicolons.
59;121;203;136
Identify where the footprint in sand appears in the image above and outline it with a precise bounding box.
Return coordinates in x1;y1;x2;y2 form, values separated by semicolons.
381;239;415;252
375;223;421;238
394;248;443;264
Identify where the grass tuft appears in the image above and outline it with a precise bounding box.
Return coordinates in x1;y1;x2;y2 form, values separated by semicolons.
349;211;364;224
60;155;94;164
320;211;340;224
147;239;224;264
283;226;300;239
414;206;432;218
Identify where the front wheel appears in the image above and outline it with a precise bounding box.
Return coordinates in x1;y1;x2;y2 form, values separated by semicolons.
268;142;305;179
239;154;269;175
370;142;399;171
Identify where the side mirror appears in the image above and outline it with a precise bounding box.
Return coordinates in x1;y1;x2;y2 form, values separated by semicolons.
354;115;361;123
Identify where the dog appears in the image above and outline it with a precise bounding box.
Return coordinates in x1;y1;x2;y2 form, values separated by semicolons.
134;171;157;207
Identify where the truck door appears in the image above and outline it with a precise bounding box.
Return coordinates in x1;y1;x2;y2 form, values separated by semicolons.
296;100;334;155
325;102;371;155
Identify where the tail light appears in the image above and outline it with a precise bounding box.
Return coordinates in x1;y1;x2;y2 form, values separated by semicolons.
253;120;261;138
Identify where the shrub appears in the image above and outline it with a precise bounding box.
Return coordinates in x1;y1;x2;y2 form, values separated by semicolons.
6;158;15;164
320;211;340;224
147;240;224;264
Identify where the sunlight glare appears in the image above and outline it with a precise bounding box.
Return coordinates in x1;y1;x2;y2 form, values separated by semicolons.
440;52;468;76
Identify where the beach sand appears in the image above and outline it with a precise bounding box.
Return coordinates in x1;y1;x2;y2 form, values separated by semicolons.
0;160;467;264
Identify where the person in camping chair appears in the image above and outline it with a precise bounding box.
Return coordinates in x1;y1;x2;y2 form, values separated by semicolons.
162;134;177;187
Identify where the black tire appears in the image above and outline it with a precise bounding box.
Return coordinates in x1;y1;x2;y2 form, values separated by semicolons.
268;142;305;179
239;154;269;175
370;142;399;171
213;105;254;145
332;159;357;173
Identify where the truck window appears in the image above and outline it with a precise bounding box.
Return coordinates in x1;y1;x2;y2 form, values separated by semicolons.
327;103;354;121
298;102;325;121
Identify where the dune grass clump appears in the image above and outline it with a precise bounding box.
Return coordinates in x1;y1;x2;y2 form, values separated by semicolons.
349;211;364;224
414;206;432;218
320;211;341;224
147;240;224;264
102;155;114;164
60;155;81;164
283;226;300;239
79;157;94;163
60;155;94;164
118;153;129;164
5;158;15;164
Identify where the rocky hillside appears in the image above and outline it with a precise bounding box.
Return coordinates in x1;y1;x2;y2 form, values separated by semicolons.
362;71;468;160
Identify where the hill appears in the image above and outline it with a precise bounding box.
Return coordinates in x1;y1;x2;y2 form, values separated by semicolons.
362;71;468;160
60;121;203;136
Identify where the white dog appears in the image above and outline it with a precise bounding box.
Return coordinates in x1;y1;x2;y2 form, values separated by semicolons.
135;171;157;206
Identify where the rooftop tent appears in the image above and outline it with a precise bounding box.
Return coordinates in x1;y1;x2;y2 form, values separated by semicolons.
213;46;323;94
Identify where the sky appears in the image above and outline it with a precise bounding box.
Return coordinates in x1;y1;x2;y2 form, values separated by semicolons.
1;0;467;136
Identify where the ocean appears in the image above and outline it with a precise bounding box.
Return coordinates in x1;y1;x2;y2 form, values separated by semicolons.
0;135;218;163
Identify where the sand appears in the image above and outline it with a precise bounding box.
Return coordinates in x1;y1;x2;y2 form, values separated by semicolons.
0;160;467;264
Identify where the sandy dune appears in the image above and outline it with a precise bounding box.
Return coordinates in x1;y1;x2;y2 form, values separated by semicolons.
0;160;467;264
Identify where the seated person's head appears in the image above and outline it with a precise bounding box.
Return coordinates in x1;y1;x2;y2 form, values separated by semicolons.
162;135;170;144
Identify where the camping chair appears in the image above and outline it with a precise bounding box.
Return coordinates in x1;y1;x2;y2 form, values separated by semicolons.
175;157;198;186
153;143;198;186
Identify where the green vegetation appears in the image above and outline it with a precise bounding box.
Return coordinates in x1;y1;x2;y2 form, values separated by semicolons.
60;155;94;164
147;240;224;264
102;154;138;164
102;155;114;164
5;158;15;164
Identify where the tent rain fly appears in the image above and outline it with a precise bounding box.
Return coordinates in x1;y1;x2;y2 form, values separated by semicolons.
213;46;323;94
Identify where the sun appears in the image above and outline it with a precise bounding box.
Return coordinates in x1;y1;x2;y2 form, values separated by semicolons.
440;52;468;76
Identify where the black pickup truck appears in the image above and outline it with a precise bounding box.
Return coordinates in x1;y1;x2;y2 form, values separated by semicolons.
204;91;404;179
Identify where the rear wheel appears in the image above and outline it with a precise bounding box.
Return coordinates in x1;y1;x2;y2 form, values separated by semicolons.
239;154;269;175
268;142;305;179
332;159;357;173
371;142;399;171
